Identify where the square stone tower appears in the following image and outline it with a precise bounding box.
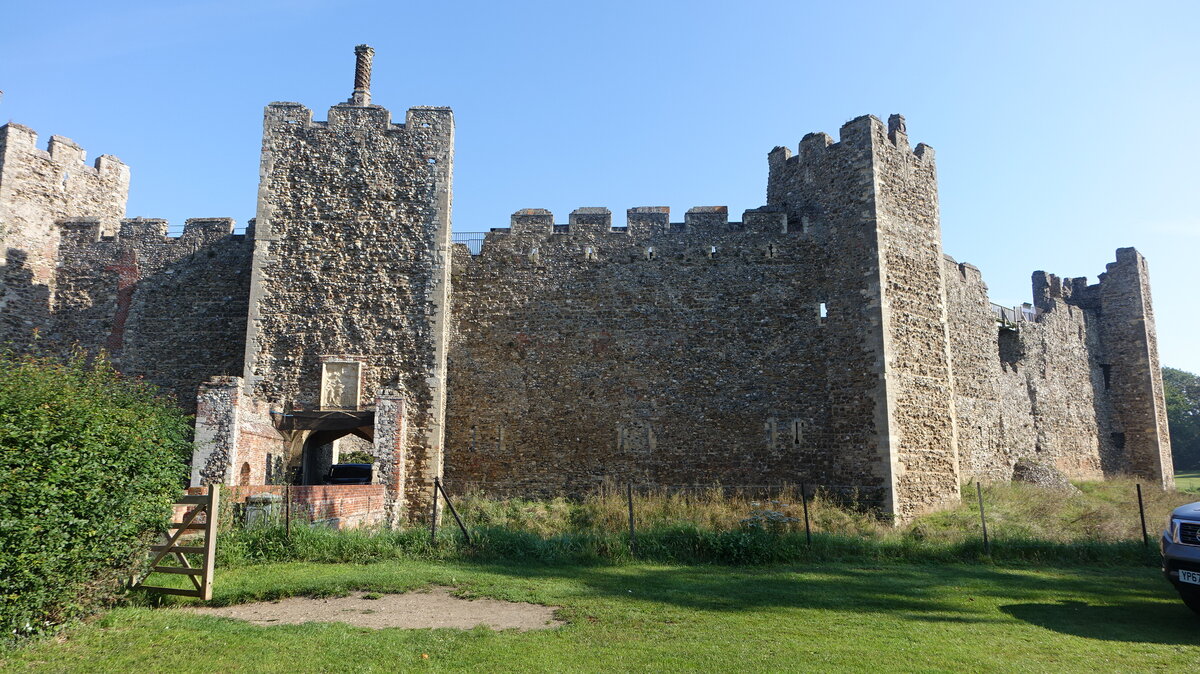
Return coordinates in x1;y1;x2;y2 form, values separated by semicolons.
193;46;454;521
767;114;959;520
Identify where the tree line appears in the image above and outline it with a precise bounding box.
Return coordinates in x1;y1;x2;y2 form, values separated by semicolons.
1166;366;1200;471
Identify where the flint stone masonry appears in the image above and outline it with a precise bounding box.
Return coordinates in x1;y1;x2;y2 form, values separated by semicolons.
0;125;129;343
0;48;1173;523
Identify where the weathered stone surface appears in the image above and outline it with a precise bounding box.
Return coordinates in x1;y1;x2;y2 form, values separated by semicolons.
1011;458;1080;493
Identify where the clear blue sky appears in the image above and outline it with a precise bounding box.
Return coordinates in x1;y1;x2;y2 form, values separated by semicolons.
2;0;1197;372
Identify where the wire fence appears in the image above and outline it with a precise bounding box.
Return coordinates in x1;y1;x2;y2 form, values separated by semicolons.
212;477;1188;563
426;478;1175;552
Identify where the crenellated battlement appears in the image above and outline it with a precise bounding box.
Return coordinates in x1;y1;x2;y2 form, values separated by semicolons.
1032;248;1152;315
768;113;934;173
262;101;453;136
483;205;793;245
58;217;247;251
0;123;128;177
461;203;805;264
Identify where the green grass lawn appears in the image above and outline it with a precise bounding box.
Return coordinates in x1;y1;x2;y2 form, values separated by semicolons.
1176;471;1200;494
3;560;1198;672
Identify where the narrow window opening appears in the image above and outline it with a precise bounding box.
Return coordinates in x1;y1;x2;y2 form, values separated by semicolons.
1111;432;1126;450
420;122;432;128
470;425;477;451
239;462;251;486
998;328;1021;369
584;246;596;260
709;245;717;259
425;157;437;165
1101;364;1112;390
646;246;655;260
818;302;828;324
792;419;804;446
766;244;776;259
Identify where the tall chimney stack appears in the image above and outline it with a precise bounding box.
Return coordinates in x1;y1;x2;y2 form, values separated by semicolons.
350;44;374;106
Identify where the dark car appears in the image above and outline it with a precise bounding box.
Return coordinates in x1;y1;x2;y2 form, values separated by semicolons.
1162;501;1200;615
324;463;373;485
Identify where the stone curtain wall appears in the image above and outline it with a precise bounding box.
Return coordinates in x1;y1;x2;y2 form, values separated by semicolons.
50;218;252;412
2;99;1174;519
944;257;1112;482
942;247;1173;488
0;124;129;344
242;101;453;514
446;206;838;494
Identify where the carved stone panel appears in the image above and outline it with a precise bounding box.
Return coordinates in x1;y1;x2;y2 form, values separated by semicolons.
320;361;363;410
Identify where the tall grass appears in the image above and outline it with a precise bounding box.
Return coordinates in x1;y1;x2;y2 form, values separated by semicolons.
212;478;1193;569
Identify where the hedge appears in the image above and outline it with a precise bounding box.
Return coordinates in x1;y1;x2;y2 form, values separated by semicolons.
0;354;190;641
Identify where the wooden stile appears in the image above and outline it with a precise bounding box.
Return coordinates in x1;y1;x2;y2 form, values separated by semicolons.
134;488;219;600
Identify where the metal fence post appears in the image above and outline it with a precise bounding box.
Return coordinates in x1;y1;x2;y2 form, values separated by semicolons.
977;482;991;556
436;479;472;545
627;482;637;558
1136;483;1149;548
800;481;812;546
285;484;291;538
430;477;440;545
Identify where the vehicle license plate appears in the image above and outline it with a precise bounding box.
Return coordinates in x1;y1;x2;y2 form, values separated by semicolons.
1180;570;1200;586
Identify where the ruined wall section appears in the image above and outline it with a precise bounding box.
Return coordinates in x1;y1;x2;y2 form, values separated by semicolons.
943;258;1034;479
446;206;839;494
1096;248;1173;487
242;101;453;513
942;248;1177;486
0;124;128;342
51;217;252;411
1021;275;1112;478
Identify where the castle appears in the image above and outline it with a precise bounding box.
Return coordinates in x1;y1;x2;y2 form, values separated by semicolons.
0;46;1173;522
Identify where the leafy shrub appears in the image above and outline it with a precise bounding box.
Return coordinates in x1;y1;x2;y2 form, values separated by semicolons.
0;354;190;641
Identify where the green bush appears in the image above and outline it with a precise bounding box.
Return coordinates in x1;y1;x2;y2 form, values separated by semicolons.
0;354;190;641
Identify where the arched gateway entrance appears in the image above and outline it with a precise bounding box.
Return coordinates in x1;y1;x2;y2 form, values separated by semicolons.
274;409;376;486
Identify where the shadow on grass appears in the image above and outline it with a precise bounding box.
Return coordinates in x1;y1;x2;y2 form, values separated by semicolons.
456;562;1200;643
1000;599;1200;645
161;559;1200;647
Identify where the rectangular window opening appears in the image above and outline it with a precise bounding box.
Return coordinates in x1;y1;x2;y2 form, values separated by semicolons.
1101;364;1112;390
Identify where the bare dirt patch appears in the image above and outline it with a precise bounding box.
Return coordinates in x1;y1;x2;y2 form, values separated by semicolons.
185;588;564;631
